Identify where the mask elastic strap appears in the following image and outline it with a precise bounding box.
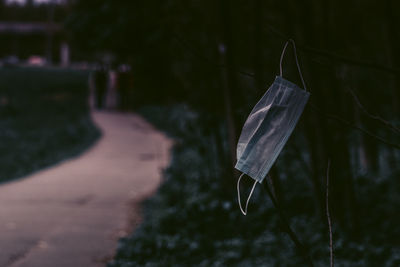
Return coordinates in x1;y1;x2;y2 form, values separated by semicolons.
279;39;307;91
237;173;258;215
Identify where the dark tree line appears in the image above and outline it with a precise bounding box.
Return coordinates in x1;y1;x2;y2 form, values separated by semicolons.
67;0;399;242
0;0;68;22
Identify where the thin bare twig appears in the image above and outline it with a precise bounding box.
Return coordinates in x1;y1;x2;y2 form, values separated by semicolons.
309;104;400;150
326;160;334;267
264;24;400;75
346;87;400;135
263;176;314;267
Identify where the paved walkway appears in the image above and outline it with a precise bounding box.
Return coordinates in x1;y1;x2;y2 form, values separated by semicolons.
0;111;172;267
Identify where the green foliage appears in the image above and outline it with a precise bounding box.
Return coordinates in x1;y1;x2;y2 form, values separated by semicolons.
67;0;400;265
0;67;100;183
109;105;400;266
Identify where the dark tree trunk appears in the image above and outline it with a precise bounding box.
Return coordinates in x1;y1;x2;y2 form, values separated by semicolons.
218;0;242;180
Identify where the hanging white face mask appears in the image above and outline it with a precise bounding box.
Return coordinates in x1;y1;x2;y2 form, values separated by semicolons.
236;40;310;215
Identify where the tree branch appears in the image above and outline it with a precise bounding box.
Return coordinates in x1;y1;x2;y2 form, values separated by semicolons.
171;31;400;150
346;87;400;135
263;177;314;267
264;24;400;75
309;104;400;150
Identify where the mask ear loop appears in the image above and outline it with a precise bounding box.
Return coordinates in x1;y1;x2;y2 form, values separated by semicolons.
237;173;258;215
279;39;307;91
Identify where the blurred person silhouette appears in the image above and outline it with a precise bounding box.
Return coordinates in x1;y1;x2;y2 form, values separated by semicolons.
93;64;108;109
116;64;133;111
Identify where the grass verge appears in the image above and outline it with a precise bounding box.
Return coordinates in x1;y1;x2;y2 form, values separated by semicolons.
0;66;100;183
109;104;400;267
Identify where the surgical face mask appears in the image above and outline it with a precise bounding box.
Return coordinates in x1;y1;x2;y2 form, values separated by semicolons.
236;40;310;215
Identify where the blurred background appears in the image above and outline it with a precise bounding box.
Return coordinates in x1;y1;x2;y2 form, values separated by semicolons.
0;0;399;266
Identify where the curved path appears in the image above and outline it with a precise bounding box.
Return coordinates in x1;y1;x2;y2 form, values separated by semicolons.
0;111;172;267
